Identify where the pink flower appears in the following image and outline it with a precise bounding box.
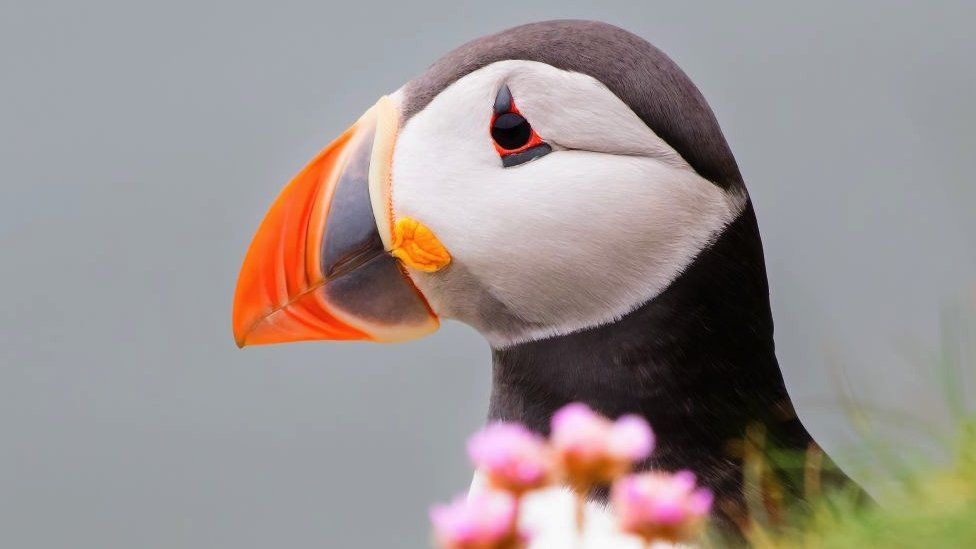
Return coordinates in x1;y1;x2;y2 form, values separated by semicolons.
468;423;552;494
607;415;656;462
550;403;654;490
611;470;713;543
430;491;526;549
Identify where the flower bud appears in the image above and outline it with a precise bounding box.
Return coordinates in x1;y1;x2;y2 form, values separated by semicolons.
611;470;713;544
467;422;553;495
430;491;526;549
550;403;654;491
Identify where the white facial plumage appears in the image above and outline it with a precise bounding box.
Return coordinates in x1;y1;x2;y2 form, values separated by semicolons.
390;60;747;348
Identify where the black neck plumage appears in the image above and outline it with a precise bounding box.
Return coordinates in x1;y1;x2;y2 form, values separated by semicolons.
488;202;814;505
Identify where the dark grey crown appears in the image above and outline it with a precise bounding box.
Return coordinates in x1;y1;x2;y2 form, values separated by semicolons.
402;19;745;190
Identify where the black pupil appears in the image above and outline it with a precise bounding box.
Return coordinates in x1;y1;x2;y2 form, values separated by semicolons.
491;113;532;150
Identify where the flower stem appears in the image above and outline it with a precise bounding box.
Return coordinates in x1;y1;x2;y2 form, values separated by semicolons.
574;491;586;535
512;495;522;530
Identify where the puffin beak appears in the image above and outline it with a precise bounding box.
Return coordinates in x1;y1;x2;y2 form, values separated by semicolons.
232;96;447;347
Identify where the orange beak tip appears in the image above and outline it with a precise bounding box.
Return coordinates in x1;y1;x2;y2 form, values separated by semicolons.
231;97;440;347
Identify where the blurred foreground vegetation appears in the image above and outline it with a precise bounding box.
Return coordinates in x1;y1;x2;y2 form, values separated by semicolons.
729;302;976;548
746;419;976;548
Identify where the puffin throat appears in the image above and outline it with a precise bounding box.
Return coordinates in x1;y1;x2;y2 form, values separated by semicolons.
487;203;814;509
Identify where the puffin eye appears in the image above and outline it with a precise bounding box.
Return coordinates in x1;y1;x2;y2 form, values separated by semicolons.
491;85;552;168
491;113;532;150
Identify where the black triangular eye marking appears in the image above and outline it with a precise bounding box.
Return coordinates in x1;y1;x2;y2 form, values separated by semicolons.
494;85;513;114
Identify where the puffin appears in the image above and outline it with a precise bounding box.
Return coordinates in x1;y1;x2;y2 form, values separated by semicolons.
232;19;862;538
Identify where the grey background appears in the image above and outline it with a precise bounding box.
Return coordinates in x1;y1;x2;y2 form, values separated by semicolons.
2;1;974;547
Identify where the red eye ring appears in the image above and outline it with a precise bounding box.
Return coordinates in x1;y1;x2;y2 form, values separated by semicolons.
490;101;546;156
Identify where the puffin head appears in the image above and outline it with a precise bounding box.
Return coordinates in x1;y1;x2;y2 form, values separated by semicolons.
232;20;751;350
